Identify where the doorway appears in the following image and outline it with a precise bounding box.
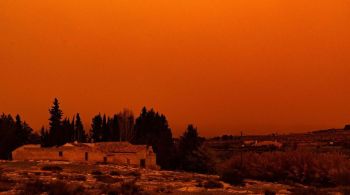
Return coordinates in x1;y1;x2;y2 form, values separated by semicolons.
85;152;88;161
140;159;146;168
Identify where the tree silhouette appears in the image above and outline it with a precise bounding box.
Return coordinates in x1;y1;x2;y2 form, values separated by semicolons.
0;113;34;159
177;124;213;173
91;113;103;142
118;109;135;141
48;98;63;146
40;126;49;147
62;117;71;144
102;114;109;141
75;113;86;142
110;114;120;141
133;107;175;169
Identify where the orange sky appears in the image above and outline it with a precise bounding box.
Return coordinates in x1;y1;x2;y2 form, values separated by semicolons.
1;0;350;136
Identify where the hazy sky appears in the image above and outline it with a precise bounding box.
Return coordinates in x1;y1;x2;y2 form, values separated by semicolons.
1;0;350;136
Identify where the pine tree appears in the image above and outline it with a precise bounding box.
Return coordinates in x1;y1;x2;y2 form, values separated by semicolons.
48;98;63;146
177;125;213;173
75;113;85;142
71;115;75;142
133;107;175;169
61;117;72;144
91;113;103;142
110;114;120;141
40;126;49;147
0;114;34;159
102;114;108;141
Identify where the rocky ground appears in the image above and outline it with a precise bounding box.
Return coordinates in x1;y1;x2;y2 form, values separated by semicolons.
0;160;340;195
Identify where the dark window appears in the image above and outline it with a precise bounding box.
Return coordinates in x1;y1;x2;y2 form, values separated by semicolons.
140;159;146;168
59;151;63;157
103;157;107;163
85;152;88;161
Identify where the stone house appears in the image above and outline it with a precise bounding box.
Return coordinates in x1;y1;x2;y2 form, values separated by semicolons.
12;142;157;169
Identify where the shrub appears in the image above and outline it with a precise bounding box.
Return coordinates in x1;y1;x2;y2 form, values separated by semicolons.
290;187;328;195
47;181;85;195
126;171;141;178
155;186;172;193
19;180;47;195
71;174;87;181
101;181;143;195
95;175;122;184
218;151;350;187
264;189;276;195
0;182;12;192
41;165;63;172
110;170;121;176
20;180;85;195
119;180;142;195
203;180;223;189
0;174;14;192
219;169;245;186
91;170;103;175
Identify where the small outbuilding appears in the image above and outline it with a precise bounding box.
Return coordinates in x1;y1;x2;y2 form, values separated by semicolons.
12;142;157;169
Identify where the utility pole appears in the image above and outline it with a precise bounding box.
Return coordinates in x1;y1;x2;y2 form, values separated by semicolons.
240;131;244;168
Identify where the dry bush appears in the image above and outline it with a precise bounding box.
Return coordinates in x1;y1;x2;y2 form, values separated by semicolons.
95;175;122;184
155;185;173;193
290;187;328;195
264;189;276;195
19;180;47;195
91;170;103;175
20;180;85;195
119;180;143;195
110;170;121;176
58;174;87;181
47;181;85;195
203;180;223;189
100;180;145;195
41;165;63;172
218;151;350;187
0;174;14;192
0;182;12;192
71;174;87;181
126;170;141;178
220;169;245;186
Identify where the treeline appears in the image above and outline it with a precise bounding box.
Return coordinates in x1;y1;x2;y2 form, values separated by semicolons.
0;98;213;172
39;98;213;172
0;114;39;159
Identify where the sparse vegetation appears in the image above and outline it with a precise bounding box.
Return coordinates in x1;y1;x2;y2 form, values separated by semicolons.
0;173;14;192
203;180;223;189
91;170;103;175
110;170;121;176
41;165;63;172
218;151;350;187
20;180;85;195
126;170;141;178
219;169;245;186
95;175;122;183
264;189;276;195
100;180;144;195
119;180;143;195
